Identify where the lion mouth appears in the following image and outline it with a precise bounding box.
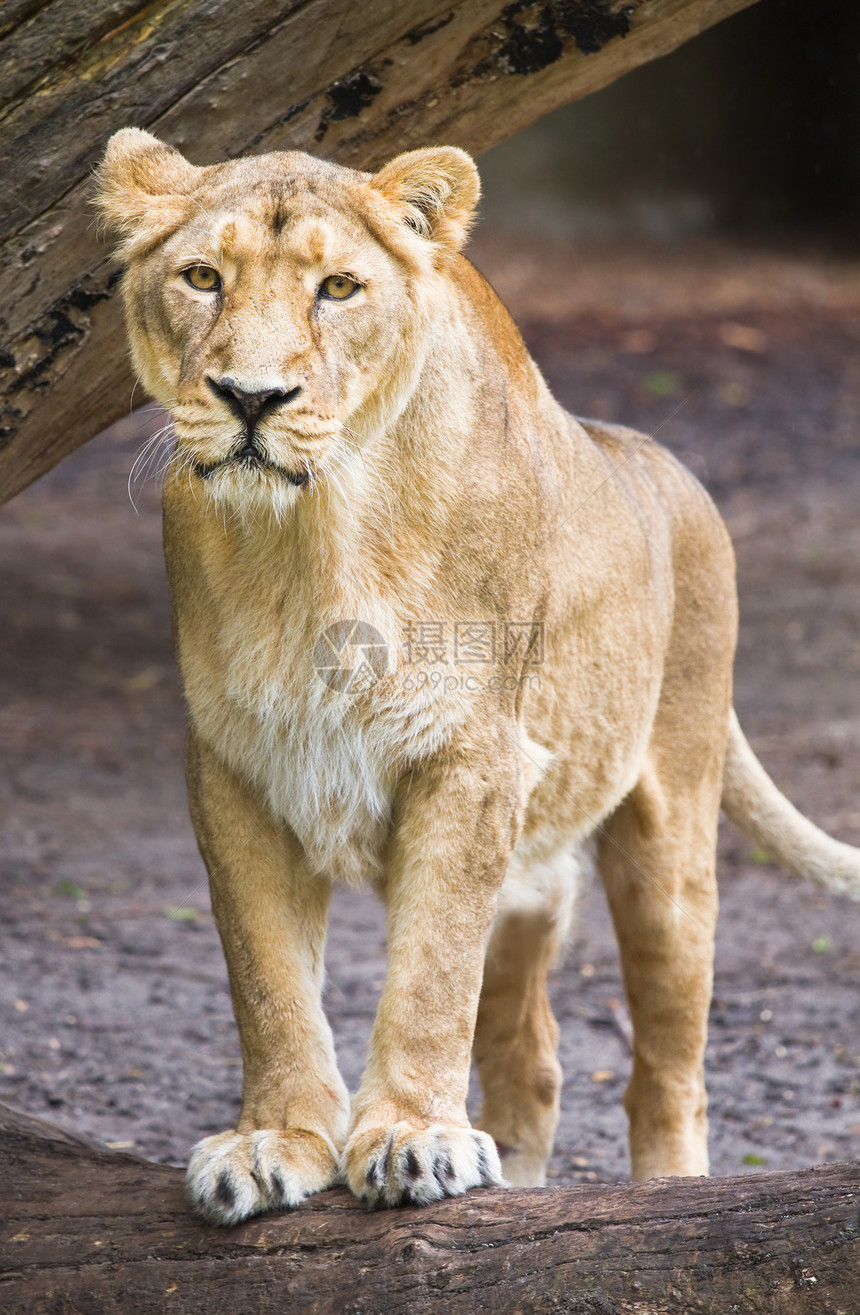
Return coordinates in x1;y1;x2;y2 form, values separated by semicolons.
195;445;310;487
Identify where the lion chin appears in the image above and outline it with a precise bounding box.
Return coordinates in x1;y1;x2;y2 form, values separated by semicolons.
197;454;309;522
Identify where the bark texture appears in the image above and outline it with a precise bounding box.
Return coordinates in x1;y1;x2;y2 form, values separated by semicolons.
1;1102;858;1313
0;0;759;503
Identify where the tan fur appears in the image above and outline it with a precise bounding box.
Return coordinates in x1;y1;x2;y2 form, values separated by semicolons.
96;129;860;1225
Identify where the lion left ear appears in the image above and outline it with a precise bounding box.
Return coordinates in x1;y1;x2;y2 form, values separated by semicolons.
94;127;202;254
371;147;480;251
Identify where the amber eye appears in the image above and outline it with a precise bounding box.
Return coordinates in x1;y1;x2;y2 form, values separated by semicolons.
319;274;359;301
184;265;221;292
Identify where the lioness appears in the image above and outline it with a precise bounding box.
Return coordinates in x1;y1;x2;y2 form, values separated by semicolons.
97;129;860;1225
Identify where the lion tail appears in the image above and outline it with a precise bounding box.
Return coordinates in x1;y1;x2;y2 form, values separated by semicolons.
721;708;860;899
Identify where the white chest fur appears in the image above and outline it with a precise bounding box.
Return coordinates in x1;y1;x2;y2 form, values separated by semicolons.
181;548;468;885
186;610;392;884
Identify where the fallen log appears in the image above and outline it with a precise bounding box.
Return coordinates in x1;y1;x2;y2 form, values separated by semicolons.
1;1102;858;1313
0;0;759;505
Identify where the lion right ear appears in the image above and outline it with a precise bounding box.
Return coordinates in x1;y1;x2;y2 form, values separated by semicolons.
371;147;481;252
94;128;201;253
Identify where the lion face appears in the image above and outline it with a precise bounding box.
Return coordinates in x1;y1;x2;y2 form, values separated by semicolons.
96;131;480;519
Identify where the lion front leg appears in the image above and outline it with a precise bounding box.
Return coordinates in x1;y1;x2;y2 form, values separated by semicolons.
184;734;349;1226
343;735;521;1207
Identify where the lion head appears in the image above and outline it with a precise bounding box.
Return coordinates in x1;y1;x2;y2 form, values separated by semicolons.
96;129;480;520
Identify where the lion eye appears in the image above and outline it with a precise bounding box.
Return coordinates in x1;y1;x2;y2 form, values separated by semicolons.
319;274;359;301
184;265;221;292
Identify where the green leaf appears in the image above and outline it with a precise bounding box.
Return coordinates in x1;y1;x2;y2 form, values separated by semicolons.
165;905;198;921
811;935;832;954
54;880;87;902
748;847;772;865
643;370;682;398
742;1153;767;1166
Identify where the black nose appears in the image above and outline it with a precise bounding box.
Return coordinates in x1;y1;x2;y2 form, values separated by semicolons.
207;376;301;433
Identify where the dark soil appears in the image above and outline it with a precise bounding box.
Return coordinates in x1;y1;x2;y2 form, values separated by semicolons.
1;235;859;1187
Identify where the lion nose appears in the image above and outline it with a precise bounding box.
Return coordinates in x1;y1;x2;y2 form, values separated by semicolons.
207;376;301;433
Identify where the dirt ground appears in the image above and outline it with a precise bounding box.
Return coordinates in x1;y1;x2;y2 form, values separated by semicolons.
1;234;859;1189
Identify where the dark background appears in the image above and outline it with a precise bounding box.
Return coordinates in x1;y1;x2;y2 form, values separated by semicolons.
481;0;860;243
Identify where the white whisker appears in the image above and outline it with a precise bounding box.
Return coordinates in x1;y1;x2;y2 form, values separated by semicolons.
127;422;176;511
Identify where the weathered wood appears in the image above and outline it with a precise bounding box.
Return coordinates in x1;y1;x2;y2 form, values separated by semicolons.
0;0;759;504
1;1102;858;1313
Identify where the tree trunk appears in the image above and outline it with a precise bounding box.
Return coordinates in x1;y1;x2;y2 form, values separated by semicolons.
0;0;758;504
1;1102;858;1313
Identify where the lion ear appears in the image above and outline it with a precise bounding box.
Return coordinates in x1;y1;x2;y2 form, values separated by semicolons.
371;147;480;251
94;128;201;251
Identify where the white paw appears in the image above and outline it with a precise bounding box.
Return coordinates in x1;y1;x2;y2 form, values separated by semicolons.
345;1122;506;1208
186;1128;338;1226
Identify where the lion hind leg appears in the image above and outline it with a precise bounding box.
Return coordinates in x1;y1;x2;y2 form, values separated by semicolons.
599;756;721;1181
473;847;581;1186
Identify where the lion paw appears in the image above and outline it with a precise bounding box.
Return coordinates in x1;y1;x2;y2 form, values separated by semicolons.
186;1128;338;1226
343;1122;505;1208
